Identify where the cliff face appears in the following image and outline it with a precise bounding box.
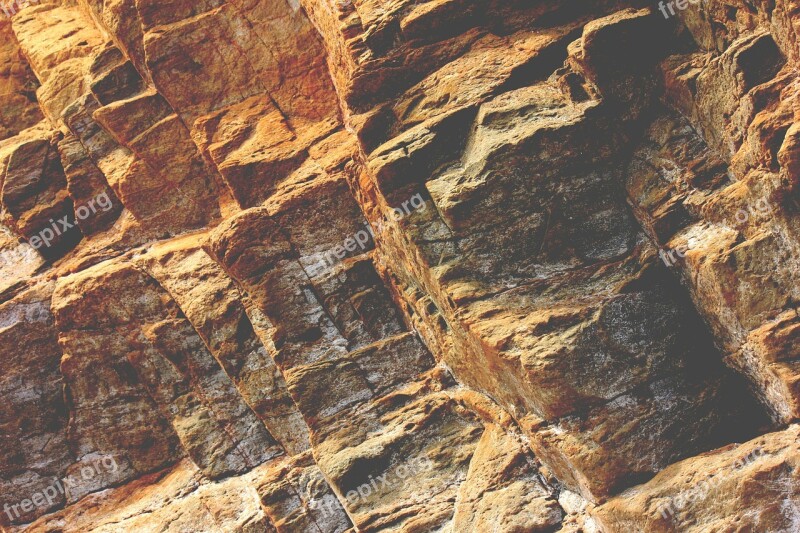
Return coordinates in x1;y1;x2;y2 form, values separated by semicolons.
0;1;798;532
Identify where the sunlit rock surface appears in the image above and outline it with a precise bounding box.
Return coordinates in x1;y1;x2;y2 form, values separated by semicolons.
0;0;798;531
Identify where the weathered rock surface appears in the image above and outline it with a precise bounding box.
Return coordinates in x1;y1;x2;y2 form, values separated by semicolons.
0;0;798;531
594;424;800;532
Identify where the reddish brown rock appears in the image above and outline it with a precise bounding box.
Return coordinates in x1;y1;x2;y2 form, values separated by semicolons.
0;19;42;139
0;0;798;531
594;425;800;532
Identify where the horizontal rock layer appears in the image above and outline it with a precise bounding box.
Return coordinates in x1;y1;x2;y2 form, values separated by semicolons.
0;0;798;532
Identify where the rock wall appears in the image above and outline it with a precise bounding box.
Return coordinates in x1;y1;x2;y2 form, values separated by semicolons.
0;1;798;532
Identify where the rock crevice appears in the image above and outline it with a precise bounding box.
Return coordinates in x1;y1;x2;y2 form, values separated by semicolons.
0;1;798;532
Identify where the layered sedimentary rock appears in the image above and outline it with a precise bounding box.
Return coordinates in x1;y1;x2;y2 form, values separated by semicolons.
1;0;798;532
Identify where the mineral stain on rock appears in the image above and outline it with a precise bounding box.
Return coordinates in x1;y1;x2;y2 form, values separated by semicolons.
0;1;798;532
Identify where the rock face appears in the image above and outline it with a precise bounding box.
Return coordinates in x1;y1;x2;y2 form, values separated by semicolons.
0;0;798;532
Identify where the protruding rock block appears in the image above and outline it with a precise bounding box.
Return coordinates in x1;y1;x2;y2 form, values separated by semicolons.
594;425;800;532
2;0;800;530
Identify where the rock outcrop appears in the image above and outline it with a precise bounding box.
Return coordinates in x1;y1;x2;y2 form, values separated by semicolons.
1;1;798;532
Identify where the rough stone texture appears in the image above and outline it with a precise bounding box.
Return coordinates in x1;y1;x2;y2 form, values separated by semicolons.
0;0;798;531
0;19;42;139
594;424;800;532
